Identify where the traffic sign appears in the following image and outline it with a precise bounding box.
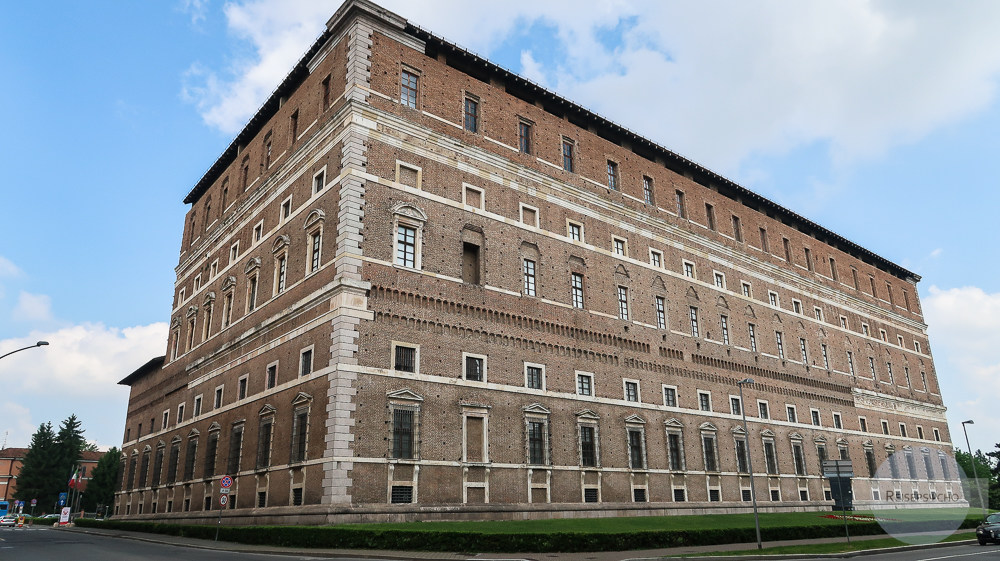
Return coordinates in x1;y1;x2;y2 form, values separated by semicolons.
220;476;233;488
58;492;67;506
219;487;231;495
30;499;37;506
822;459;854;478
219;495;228;507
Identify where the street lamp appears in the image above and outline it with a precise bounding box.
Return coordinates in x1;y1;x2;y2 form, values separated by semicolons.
737;377;762;550
961;420;987;519
0;341;49;361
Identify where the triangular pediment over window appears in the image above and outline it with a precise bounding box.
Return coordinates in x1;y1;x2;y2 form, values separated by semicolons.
208;422;222;432
664;417;684;428
258;404;276;416
522;403;551;415
292;392;313;406
700;422;718;432
625;414;646;425
387;388;423;402
575;409;599;421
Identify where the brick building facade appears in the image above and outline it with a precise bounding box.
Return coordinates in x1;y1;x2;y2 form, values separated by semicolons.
115;0;959;524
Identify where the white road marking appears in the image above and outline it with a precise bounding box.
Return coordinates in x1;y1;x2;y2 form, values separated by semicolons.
916;550;998;561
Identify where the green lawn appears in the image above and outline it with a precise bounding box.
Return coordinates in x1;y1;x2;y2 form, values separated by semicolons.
687;530;977;556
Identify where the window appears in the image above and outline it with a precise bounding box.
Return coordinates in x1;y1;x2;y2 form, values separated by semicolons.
759;227;769;252
698;391;711;412
580;425;597;467
567;221;583;241
392;343;417;373
238;375;248;400
649;249;663;268
714;272;725;288
735;438;749;473
309;230;322;273
246;274;258;313
792;300;802;314
227;425;243;475
859;417;868;432
183;437;198;480
764;439;778;474
275;254;287;294
655;297;666;329
612;236;627;256
683;261;695;278
702;433;718;471
663;386;677;407
782;238;792;262
561;138;575;172
768;291;778;307
256;416;273;469
667;429;684;471
829;257;838;281
463;95;479;132
395;224;418;268
628;428;646;469
914;340;921;353
689;306;699;337
527;420;547;465
576;372;593;396
571;273;585;308
720;315;730;344
643;176;654;205
887;362;894;384
518;120;532;154
880;329;888;342
916;425;924;440
881;420;890;435
758;401;769;419
299;347;313;376
178;403;186;423
933;428;940;441
266;363;277;389
869;356;877;378
811;409;821;426
897;335;904;347
525;363;544;390
240;156;250;190
821;344;830;369
617;286;629;320
463;184;483;209
520;204;539;227
313;168;326;194
320;74;331;108
523;259;536;296
166;441;180;484
799;338;808;363
730;396;742;416
162;410;169;429
705;203;716;231
462;242;481;284
864;447;877;478
840;316;848;329
870;276;878;298
194;395;202;416
786;405;797;423
899;423;907;438
731;215;743;242
862;323;871;336
814;307;823;321
464;354;486;382
775;331;785;358
804;247;813;271
391;408;415;459
748;323;757;351
400;69;418;108
792;441;806;475
289;110;299;144
204;431;219;478
280;198;292;221
624;380;639;402
607;160;619;190
222;292;233;329
675;190;686;218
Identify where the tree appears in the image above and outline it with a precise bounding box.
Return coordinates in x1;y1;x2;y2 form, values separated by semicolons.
13;423;62;511
955;448;998;510
81;447;119;512
55;414;88;484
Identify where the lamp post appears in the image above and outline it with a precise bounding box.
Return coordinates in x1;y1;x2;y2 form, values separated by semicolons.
738;377;762;550
961;420;987;518
0;341;49;361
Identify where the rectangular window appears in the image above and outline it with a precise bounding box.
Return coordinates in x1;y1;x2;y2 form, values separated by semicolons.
793;300;802;314
643;176;655;205
736;439;749;473
881;420;890;435
704;203;716;231
768;291;778;306
568;221;583;241
275;254;287;293
612;236;627;256
683;261;695;278
702;434;718;471
689;306;699;337
291;408;308;463
786;405;797;423
783;238;792;262
811;409;821;426
528;420;546;465
214;386;223;408
518;120;532;154
714;272;725;288
822;344;830;369
607;160;619;190
624;380;639;402
571;273;585;308
731;215;743;242
628;429;645;469
829;257;838;281
859;417;868;432
663;386;677;407
194;395;202;416
655;296;666;329
899;423;907;438
814;307;823;320
312;169;325;194
299;348;313;376
764;440;778;474
865;448;877;478
776;331;785;358
720;315;730;344
668;433;684;470
748;323;757;352
238;376;247;400
730;396;742;416
759;227;769;252
392;408;414;459
741;282;752;298
863;323;871;336
675;190;686;218
804;247;813;271
758;401;769;419
463;96;479;132
833;413;843;429
321;75;331;108
649;249;663;268
698;391;711;412
617;286;629;320
464;355;485;382
400;69;418;108
914;341;921;353
289;110;299;144
562;138;574;172
462;242;481;284
792;443;806;475
395;225;417;268
266;364;277;389
580;426;596;467
577;373;593;396
309;231;322;273
256;418;273;469
869;356;877;378
246;275;258;312
227;425;243;475
799;337;808;363
526;364;544;390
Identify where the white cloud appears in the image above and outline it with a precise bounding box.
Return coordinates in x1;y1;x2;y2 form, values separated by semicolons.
12;291;53;323
0;256;21;278
930;248;943;259
0;322;168;449
183;0;1000;176
923;286;1000;455
179;0;209;25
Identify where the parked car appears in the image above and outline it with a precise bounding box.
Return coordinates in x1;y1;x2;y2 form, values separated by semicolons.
0;514;19;527
977;513;1000;545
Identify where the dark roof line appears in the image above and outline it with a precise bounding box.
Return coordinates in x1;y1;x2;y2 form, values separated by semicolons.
118;356;166;386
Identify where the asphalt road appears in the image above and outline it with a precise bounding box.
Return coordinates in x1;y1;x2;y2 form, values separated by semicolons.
720;543;999;561
0;526;384;561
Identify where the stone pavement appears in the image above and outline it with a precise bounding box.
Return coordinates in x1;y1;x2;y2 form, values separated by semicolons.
59;525;977;560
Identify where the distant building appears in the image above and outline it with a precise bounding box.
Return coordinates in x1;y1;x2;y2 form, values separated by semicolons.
1;447;102;504
116;0;958;523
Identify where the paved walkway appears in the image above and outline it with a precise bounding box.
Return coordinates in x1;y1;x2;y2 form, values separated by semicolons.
57;525;977;560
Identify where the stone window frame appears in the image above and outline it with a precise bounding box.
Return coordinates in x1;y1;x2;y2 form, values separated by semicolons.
664;418;685;471
272;235;290;296
790;433;807;476
390;341;419;374
462;351;488;383
400;65;420;109
299;344;315;377
519;202;540;228
576;371;595;397
462;183;484;210
392;203;427;270
662;384;678;408
394;160;422;190
699;422;720;472
523;403;551;466
312;165;327;196
611;235;628;257
255;404;276;471
649;248;663;268
625;415;648;470
387;389;422;461
461;402;490;464
733;426;750;474
756;399;770;419
278;195;293;223
566;219;584;242
576;409;601;468
304;209;325;276
761;429;778;475
622;378;640;403
237;374;249;401
524;362;546;391
697;390;712;412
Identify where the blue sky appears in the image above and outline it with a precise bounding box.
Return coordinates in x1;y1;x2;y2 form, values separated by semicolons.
2;1;999;459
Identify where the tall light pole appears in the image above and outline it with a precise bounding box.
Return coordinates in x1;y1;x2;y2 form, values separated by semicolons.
961;420;987;519
0;341;49;361
738;378;762;550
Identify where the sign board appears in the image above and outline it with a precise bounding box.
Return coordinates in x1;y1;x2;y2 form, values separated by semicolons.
219;495;228;507
59;507;71;525
219;487;231;495
58;492;67;506
822;459;854;478
30;499;37;506
220;476;233;488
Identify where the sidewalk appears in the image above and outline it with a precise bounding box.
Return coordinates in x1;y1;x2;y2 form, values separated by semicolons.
61;526;977;561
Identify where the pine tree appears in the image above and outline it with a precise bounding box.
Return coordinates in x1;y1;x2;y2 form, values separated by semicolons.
81;447;119;512
55;414;88;480
13;423;62;511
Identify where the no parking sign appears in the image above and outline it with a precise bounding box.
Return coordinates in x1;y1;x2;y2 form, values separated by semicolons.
219;495;228;507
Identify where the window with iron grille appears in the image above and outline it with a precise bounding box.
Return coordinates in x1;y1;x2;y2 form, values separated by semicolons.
394;345;416;373
527;420;546;465
291;408;309;463
391;485;413;504
292;487;304;506
668;432;684;470
464;96;479;132
584;488;599;502
518;120;532;153
203;432;218;478
628;429;645;469
167;442;180;484
227;425;243;475
465;356;484;381
580;425;596;467
258;491;267;507
633;488;647;502
709;489;721;501
256;418;273;469
673;488;686;502
703;434;718;471
392;408;414;459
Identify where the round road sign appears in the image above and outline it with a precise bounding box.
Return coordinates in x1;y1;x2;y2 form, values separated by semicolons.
30;499;37;506
219;495;229;507
220;475;233;488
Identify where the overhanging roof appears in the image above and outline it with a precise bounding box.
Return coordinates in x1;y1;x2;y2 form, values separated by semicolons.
118;356;165;386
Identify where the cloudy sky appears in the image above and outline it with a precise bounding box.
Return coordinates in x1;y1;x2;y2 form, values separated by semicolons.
2;1;999;456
